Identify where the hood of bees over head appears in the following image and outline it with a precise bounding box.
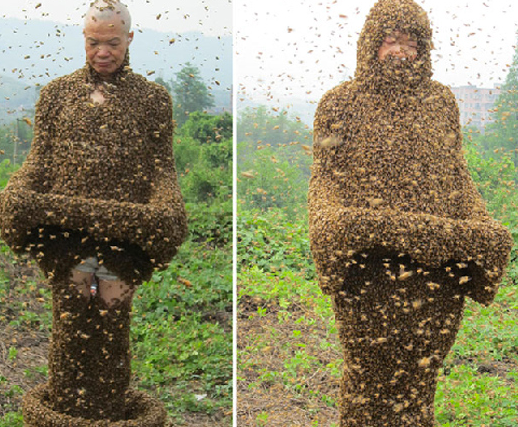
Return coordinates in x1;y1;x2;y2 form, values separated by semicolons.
354;0;434;92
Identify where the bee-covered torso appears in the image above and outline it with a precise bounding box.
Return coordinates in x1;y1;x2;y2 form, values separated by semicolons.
313;80;473;219
40;66;166;203
0;55;188;283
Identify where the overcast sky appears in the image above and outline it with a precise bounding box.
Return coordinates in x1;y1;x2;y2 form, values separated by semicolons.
3;0;518;114
0;0;232;36
236;0;518;109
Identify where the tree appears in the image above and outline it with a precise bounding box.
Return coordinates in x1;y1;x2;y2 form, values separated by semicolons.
238;142;309;213
170;63;214;127
237;106;312;166
180;111;232;146
237;106;313;213
174;112;232;205
0;118;33;166
173;112;232;246
484;37;518;180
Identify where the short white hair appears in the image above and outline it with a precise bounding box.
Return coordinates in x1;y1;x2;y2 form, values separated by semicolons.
84;0;132;33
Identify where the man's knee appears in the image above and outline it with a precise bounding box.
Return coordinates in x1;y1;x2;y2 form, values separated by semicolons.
99;280;134;307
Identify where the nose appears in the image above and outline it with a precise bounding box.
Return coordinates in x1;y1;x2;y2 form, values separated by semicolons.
97;46;110;58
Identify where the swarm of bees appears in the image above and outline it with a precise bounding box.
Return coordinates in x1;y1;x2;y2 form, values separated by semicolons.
308;0;513;425
34;281;136;421
0;1;187;424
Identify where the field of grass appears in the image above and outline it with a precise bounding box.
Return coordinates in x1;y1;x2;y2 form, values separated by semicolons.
0;238;232;427
237;209;518;427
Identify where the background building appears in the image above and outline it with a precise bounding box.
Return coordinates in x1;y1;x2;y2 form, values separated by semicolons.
451;84;501;131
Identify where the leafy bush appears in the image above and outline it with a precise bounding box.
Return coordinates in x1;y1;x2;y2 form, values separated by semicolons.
237;208;314;279
0;159;19;188
464;138;518;233
131;240;232;422
186;200;232;247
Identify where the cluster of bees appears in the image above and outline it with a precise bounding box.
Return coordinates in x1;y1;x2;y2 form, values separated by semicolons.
308;0;513;425
42;280;135;422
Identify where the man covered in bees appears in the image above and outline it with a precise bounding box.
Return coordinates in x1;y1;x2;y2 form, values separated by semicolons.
0;0;187;424
308;0;513;426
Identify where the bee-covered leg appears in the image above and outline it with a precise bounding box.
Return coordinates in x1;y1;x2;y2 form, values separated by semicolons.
81;295;133;421
46;273;133;421
23;271;167;426
332;256;465;427
71;268;94;299
46;274;97;418
98;278;136;308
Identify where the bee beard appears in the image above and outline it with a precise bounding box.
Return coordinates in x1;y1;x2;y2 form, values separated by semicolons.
367;56;428;94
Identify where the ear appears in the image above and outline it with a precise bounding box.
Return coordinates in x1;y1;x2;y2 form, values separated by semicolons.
128;31;134;45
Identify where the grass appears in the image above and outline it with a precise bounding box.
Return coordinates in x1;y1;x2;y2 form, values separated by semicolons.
237;208;518;427
132;239;232;425
0;238;232;427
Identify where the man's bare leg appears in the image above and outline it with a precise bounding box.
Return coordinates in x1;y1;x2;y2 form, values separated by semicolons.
99;279;135;307
71;269;92;299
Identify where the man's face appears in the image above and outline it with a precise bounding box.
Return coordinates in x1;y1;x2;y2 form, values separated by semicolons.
378;30;418;61
84;16;133;79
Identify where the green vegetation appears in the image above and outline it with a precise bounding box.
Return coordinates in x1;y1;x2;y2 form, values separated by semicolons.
0;160;19;188
477;39;518;176
237;106;312;214
0;118;33;168
131;238;231;424
0;66;232;426
156;63;216;127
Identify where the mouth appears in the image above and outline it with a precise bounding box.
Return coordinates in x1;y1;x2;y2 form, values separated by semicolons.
387;56;414;64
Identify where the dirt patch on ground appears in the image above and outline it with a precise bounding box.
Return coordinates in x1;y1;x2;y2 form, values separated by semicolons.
449;356;518;385
237;293;341;426
173;411;232;427
0;254;48;417
201;308;233;334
